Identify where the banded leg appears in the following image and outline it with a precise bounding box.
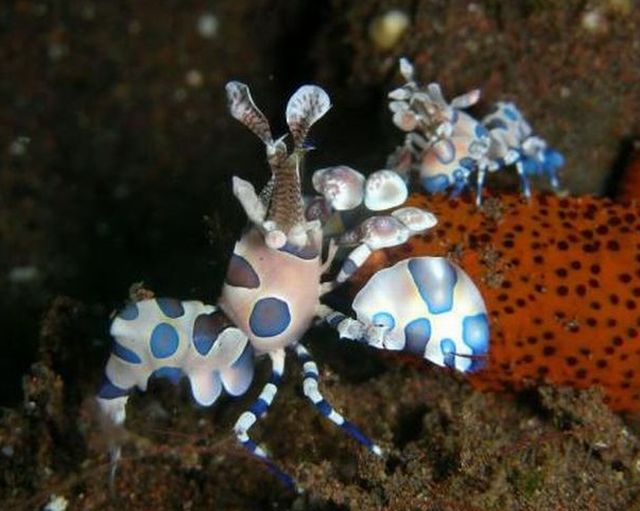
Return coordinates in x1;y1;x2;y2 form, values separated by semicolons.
321;208;437;294
327;243;372;290
293;343;382;456
515;160;532;199
233;349;295;489
475;165;487;206
318;304;399;350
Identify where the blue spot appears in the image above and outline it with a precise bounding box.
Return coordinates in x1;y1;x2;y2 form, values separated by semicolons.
484;118;507;131
328;313;345;328
440;338;457;369
268;370;283;386
152;366;184;385
453;168;466;181
156;298;184;318
342;421;373;448
408;258;458;314
372;312;395;328
521;156;539;176
150;323;180;358
475;123;489;138
543;148;564;171
404;317;431;355
249;297;291;337
421;174;450;193
250;398;269;417
192;313;220;356
462;313;490;355
118;302;139;321
316;399;332;417
225;254;261;288
341;258;358;277
451;110;459;123
503;106;518;121
303;371;319;381
459;157;476;170
97;376;130;399
113;340;142;364
435;139;455;164
279;241;319;260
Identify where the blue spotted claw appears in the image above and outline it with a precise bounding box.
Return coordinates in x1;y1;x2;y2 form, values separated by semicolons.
96;298;254;456
323;257;489;373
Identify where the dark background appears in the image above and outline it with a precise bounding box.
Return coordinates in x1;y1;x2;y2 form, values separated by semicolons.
1;0;638;405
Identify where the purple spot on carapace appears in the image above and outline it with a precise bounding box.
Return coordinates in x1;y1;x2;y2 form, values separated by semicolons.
279;241;319;260
150;323;179;359
225;254;260;289
152;366;184;385
192;311;230;356
113;340;142;364
156;297;185;318
97;375;130;399
249;297;291;337
118;302;139;320
404;317;431;355
434;139;455;164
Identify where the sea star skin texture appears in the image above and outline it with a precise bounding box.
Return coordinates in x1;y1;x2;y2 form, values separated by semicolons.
351;192;640;412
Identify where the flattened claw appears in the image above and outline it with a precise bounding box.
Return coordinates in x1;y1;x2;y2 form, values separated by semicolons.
312;165;365;211
364;170;408;211
391;206;438;232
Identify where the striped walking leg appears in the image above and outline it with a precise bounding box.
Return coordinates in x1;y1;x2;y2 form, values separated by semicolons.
233;349;296;490
293;343;383;456
317;304;391;350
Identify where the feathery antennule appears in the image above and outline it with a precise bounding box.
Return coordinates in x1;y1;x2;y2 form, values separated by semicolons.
286;85;331;150
225;81;274;146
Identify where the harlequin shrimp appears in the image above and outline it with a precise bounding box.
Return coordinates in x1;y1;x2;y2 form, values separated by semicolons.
388;58;564;205
96;81;489;489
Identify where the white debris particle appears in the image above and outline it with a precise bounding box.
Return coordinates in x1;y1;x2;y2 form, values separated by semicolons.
8;266;40;284
8;136;30;156
197;13;219;39
43;494;68;511
174;87;188;102
185;69;204;88
128;20;141;35
581;8;608;34
369;9;410;51
1;445;14;457
48;43;68;61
